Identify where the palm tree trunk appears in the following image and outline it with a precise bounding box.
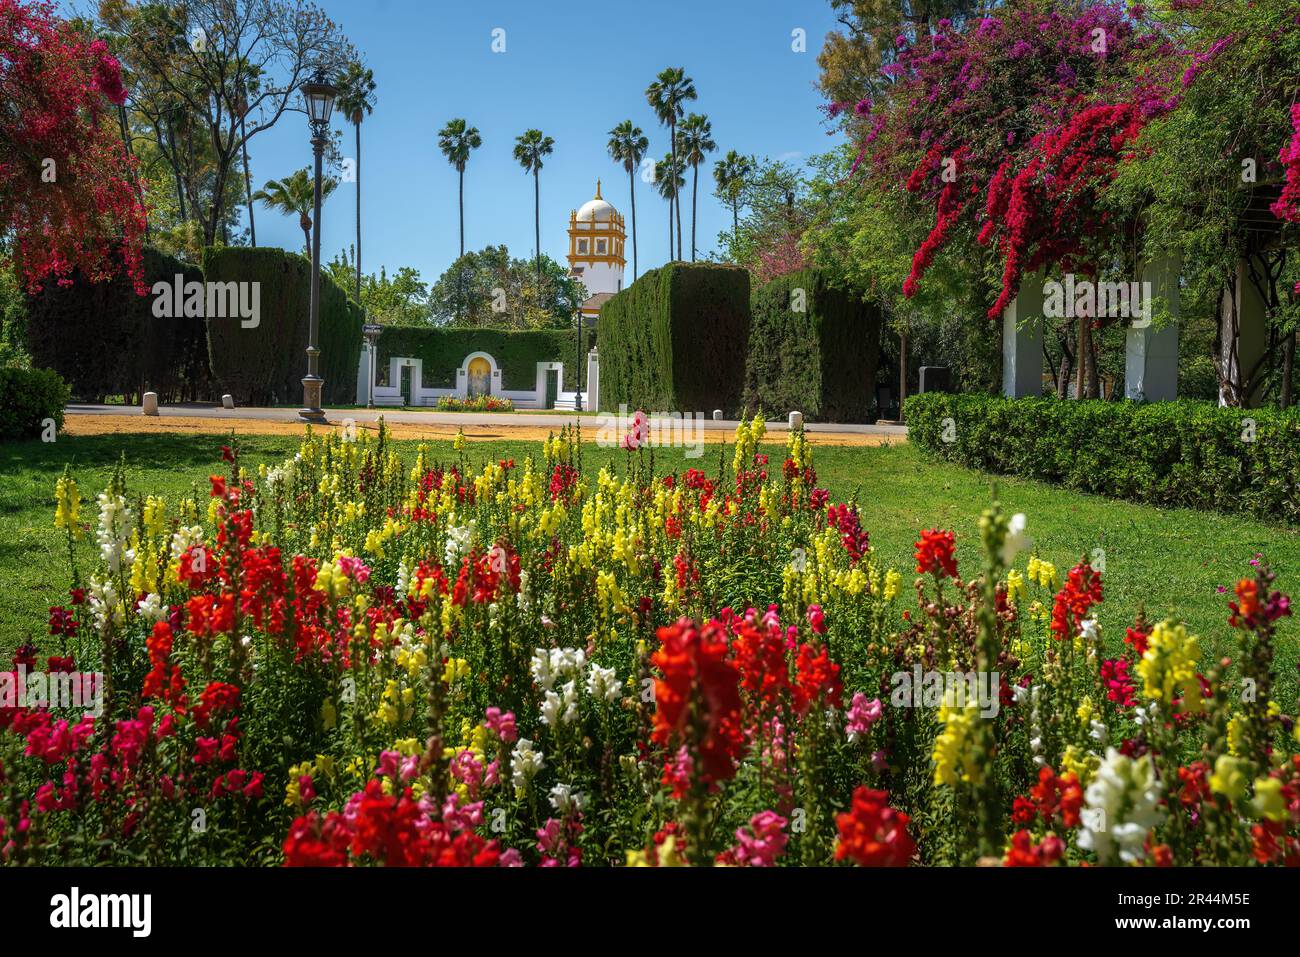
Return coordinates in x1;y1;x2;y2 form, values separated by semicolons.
690;164;699;261
628;166;638;282
732;199;739;248
459;167;466;257
669;120;678;260
355;120;362;302
242;115;256;247
457;166;466;323
534;169;542;295
667;199;673;259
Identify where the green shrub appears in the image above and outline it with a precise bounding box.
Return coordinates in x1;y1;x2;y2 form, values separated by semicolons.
743;269;881;422
597;262;750;413
204;247;362;406
374;326;593;392
0;366;70;440
905;392;1300;523
25;247;210;402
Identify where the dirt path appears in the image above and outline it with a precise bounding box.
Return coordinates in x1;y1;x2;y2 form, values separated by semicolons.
63;413;905;447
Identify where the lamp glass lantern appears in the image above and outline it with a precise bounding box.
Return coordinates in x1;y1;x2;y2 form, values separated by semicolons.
300;72;338;127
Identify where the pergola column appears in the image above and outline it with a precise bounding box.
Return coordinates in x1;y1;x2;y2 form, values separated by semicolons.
1219;256;1269;407
1125;254;1180;402
1002;271;1044;398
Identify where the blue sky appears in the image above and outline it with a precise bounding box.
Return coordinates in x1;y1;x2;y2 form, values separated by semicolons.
235;0;844;285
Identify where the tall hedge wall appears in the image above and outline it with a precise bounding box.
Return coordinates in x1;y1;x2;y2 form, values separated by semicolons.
743;269;881;422
204;247;362;406
375;326;594;392
25;247;210;403
596;262;750;413
906;392;1300;523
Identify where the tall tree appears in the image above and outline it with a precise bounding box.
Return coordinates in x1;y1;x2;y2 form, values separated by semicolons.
100;0;355;247
513;129;555;293
607;120;648;282
252;168;338;252
336;61;376;304
678;113;716;261
646;66;696;260
713;150;755;249
654;153;685;262
1;0;147;292
235;73;263;247
438;118;482;259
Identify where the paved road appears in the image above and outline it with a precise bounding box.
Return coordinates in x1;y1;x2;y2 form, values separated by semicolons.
67;403;909;437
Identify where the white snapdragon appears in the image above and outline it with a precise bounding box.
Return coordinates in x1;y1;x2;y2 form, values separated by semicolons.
548;783;586;816
1000;512;1031;565
444;522;475;566
511;738;545;792
96;492;135;574
586;663;620;703
88;575;124;633
541;680;579;727
1077;747;1165;865
135;592;167;623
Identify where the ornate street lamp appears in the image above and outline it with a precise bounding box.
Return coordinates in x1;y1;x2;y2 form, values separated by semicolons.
299;68;337;423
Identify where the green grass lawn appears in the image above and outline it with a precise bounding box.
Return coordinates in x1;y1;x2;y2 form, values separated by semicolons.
3;431;1298;706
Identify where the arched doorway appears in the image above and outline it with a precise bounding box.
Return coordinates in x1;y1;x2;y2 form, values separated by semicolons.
467;356;492;397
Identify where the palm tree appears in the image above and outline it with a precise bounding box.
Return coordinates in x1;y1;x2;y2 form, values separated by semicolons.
645;67;696;261
654;153;685;262
513;129;555;292
335;62;377;303
713;150;755;249
606;120;648;282
252;168;338;252
438;119;483;260
677;113;716;261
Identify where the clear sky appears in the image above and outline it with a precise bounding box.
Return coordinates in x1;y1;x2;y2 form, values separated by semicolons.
235;0;844;285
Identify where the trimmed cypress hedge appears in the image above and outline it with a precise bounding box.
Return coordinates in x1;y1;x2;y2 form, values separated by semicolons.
374;326;594;392
597;263;750;413
0;366;70;440
906;392;1300;523
25;247;210;403
204;247;362;406
743;269;881;422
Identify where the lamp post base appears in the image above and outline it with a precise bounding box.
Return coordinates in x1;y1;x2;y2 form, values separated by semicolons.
300;376;327;423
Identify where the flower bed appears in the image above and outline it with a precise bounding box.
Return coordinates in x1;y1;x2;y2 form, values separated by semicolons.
435;394;515;413
4;419;1298;866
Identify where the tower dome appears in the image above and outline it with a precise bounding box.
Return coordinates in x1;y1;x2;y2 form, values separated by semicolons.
567;180;626;318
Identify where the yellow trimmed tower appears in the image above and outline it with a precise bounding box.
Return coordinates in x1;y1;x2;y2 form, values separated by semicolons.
567;180;626;320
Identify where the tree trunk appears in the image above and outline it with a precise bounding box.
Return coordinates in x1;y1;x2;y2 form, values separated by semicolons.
669;120;678;261
355;120;362;302
242;115;256;247
164;115;187;223
1076;317;1087;400
1056;331;1073;399
1283;332;1296;408
690;164;698;261
898;326;908;422
1086;323;1100;399
534;169;542;295
733;200;739;248
628;165;638;282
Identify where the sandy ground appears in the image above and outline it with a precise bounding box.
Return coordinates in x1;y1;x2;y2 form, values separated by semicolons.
62;413;905;447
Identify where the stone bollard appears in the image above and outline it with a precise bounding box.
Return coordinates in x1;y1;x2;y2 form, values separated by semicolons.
712;409;723;421
788;411;803;430
222;394;235;410
142;392;159;416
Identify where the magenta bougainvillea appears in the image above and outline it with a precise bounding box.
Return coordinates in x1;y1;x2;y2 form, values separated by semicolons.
847;4;1183;317
0;0;147;293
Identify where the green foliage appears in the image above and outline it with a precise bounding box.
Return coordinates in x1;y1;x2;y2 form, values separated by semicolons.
203;246;362;406
374;326;593;392
0;366;69;440
906;392;1300;523
744;269;882;421
597;262;750;413
428;246;585;329
25;247;210;402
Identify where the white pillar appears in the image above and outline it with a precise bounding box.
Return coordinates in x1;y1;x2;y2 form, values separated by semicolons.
355;343;371;405
1002;272;1044;398
1219;256;1269;407
1125;254;1180;402
585;349;600;412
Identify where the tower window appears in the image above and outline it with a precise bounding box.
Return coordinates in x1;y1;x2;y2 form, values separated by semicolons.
577;239;588;254
596;239;607;254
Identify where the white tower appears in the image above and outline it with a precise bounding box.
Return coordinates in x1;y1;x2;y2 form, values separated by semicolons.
567;180;626;320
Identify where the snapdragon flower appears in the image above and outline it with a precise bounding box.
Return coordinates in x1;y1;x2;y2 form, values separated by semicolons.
1078;748;1164;865
511;738;545;792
